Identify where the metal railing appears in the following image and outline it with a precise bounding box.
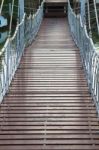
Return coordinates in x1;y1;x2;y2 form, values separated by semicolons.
68;0;99;115
0;0;44;103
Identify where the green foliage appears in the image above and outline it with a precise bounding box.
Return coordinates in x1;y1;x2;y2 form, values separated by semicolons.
0;0;41;50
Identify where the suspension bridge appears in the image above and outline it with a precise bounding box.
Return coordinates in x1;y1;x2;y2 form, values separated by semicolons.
0;0;99;149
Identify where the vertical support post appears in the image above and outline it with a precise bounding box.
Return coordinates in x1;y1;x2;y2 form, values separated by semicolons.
9;3;11;16
18;0;24;23
18;0;24;58
80;0;86;25
97;66;99;117
93;0;99;35
39;0;40;5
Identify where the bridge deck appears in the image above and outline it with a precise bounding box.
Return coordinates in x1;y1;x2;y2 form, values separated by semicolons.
0;18;99;150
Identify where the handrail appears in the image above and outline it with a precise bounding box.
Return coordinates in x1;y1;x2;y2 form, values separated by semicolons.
68;0;99;116
0;0;45;103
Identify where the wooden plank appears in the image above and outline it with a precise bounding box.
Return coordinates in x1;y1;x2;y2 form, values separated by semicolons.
0;145;98;150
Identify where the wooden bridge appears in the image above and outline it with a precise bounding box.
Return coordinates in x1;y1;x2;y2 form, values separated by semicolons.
0;0;99;150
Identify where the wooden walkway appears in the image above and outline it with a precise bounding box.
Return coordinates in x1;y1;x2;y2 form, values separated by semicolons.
0;18;99;150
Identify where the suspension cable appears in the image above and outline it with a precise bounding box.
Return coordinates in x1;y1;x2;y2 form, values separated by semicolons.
9;0;15;36
0;0;5;15
93;0;99;34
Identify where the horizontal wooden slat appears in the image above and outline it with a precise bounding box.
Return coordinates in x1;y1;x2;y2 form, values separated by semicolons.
0;145;98;150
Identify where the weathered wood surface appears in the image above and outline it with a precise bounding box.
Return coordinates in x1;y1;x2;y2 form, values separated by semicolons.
0;18;99;150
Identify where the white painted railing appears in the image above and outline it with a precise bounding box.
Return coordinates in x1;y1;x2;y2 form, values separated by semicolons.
68;0;99;115
0;0;44;103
